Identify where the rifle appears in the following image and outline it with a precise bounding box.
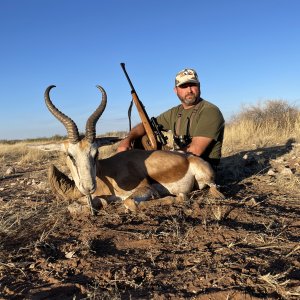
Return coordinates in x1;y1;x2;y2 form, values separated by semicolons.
120;63;167;150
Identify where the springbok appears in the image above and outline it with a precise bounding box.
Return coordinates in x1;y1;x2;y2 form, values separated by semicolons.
45;85;224;214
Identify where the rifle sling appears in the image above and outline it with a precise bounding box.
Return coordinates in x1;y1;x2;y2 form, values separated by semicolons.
175;101;201;136
128;100;133;131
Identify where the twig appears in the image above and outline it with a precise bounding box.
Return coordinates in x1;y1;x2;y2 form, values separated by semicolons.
285;244;300;257
0;261;27;277
87;194;95;216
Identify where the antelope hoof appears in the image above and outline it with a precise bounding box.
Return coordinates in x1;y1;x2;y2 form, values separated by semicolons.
209;186;225;199
123;198;138;213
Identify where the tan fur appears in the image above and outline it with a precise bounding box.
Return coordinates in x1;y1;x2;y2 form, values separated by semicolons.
144;151;189;183
52;146;224;212
79;139;90;150
92;150;193;198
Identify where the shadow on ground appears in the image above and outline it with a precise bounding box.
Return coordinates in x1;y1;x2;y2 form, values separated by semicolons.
217;138;295;196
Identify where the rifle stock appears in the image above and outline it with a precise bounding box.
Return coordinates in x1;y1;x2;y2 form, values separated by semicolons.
121;63;162;150
131;92;157;149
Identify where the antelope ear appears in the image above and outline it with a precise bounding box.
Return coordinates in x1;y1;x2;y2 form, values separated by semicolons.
27;142;64;152
94;137;122;147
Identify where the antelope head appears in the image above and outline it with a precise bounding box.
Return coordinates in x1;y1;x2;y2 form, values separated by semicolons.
44;85;107;195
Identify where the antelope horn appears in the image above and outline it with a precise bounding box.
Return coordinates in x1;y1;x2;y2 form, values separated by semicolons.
85;85;107;143
44;85;80;144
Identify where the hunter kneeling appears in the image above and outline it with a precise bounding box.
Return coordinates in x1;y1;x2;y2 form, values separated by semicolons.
118;67;225;171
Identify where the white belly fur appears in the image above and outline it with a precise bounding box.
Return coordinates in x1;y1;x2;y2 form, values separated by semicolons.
152;171;195;196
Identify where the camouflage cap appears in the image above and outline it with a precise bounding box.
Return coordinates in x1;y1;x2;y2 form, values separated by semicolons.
175;68;199;87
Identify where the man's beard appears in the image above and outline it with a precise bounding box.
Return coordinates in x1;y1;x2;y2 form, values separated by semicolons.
179;93;199;105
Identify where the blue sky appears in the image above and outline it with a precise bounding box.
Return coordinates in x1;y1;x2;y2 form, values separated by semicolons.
0;0;299;140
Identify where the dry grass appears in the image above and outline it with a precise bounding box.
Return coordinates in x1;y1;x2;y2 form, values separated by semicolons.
0;142;50;165
223;100;300;154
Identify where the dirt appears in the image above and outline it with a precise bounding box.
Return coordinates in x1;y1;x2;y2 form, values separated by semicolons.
0;140;299;299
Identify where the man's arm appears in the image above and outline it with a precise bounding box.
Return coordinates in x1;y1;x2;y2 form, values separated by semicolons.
117;123;146;152
184;136;213;156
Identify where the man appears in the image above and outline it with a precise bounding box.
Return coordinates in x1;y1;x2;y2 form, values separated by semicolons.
117;68;225;168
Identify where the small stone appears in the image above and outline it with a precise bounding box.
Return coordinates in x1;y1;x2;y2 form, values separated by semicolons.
258;158;266;165
37;182;47;190
5;167;15;175
281;167;293;176
267;169;276;176
65;251;76;259
246;198;257;207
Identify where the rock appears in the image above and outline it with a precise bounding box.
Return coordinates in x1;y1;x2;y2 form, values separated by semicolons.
243;153;257;166
65;251;76;259
267;169;276;176
257;157;266;165
36;182;48;190
280;167;293;176
243;154;248;160
246;197;258;207
5;167;15;175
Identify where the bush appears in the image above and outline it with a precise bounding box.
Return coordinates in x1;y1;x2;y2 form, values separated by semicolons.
230;100;299;130
223;100;300;153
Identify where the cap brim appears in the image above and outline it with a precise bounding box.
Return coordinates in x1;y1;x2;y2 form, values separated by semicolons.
176;79;199;87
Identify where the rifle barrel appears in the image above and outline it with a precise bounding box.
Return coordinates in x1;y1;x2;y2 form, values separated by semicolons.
120;63;135;92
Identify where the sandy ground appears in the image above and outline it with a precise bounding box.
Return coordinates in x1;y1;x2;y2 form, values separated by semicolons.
0;140;299;299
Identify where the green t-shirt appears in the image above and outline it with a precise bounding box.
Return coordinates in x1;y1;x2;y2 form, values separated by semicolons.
156;98;224;162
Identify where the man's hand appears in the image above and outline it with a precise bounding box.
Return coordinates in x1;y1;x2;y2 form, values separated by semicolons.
116;123;146;153
117;137;132;152
185;136;213;156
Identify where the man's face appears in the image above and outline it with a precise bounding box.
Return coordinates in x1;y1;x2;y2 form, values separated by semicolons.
174;82;200;106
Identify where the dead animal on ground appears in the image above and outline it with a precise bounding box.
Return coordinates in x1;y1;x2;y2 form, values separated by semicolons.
45;85;224;214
